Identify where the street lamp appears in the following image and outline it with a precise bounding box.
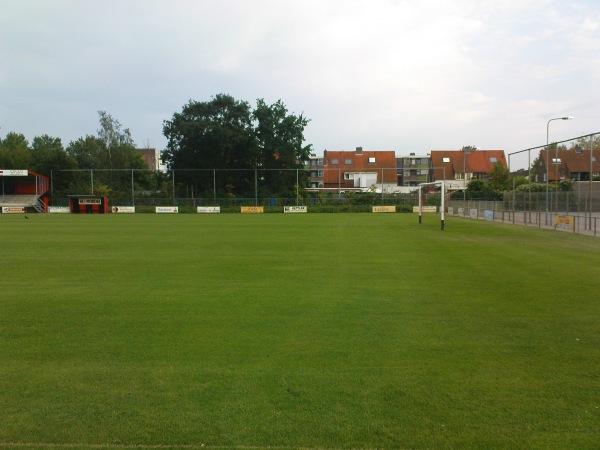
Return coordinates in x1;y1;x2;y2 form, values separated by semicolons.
545;116;574;224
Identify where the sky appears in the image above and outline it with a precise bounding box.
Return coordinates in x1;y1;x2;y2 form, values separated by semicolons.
1;0;599;170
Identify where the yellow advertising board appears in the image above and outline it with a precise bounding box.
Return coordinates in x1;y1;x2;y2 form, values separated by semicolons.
372;206;396;213
554;215;574;231
241;206;264;214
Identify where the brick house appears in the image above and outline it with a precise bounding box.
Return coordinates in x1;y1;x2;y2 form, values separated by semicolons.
312;147;398;192
536;148;600;182
430;149;507;189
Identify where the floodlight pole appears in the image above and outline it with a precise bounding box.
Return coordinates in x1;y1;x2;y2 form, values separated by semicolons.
546;116;573;224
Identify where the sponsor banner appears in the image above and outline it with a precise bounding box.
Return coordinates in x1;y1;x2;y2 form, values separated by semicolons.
412;206;436;213
79;198;102;205
469;209;478;219
112;206;135;214
448;207;454;215
241;206;264;214
373;206;396;213
0;169;28;176
48;206;70;214
156;206;178;213
284;206;307;213
197;206;221;214
554;215;575;232
2;206;25;214
484;210;494;221
457;207;465;216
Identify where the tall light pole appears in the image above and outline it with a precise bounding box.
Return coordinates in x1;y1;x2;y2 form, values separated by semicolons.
545;116;574;224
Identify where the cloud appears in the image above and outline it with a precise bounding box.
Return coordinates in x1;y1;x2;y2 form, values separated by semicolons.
1;0;599;168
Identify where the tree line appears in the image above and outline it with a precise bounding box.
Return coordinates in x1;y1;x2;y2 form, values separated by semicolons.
0;95;312;200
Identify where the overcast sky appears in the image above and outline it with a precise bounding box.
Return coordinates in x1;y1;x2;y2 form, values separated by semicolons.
1;0;599;169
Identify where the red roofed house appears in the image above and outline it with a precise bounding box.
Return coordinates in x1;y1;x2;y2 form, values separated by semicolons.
430;149;507;189
320;147;398;192
536;147;600;182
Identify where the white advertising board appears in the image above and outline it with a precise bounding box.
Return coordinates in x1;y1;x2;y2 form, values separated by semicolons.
197;206;221;213
112;206;135;213
412;206;437;213
2;206;25;213
156;206;178;213
284;206;307;213
0;169;28;176
49;206;70;214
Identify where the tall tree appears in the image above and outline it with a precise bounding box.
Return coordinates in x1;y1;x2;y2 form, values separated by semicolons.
487;161;510;191
31;135;77;175
0;132;32;168
253;99;311;196
31;135;78;196
162;94;312;197
163;94;255;195
97;111;135;171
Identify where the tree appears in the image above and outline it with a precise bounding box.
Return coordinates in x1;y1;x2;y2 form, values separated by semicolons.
466;179;486;192
97;111;136;172
67;113;146;197
67;135;109;169
0;132;32;168
31;135;78;197
162;94;312;198
31;135;77;175
487;161;510;191
252;99;312;196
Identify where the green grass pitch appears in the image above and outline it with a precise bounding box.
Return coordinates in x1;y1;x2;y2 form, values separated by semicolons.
1;213;599;449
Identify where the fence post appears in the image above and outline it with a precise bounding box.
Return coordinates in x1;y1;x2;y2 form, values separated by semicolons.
131;170;135;207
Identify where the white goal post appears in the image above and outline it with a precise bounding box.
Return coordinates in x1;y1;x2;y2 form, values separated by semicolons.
418;181;446;230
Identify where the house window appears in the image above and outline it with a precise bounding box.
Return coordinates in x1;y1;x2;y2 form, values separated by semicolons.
317;170;323;177
331;158;339;165
345;159;352;165
317;158;323;165
489;157;497;163
552;158;561;164
368;157;376;164
443;157;450;163
411;159;416;165
344;173;352;180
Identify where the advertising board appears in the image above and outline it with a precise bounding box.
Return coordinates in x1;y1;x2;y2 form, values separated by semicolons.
48;206;70;214
554;215;575;231
373;206;396;213
112;206;136;213
2;206;25;213
284;206;307;213
0;169;28;176
197;206;221;213
241;206;264;214
156;206;178;213
412;206;436;213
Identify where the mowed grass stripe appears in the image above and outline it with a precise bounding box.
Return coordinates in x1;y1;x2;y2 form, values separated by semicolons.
0;214;599;449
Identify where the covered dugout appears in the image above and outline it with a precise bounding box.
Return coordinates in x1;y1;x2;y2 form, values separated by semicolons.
69;196;109;214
